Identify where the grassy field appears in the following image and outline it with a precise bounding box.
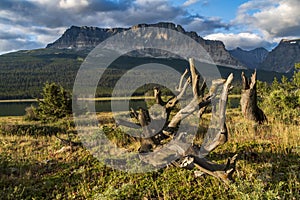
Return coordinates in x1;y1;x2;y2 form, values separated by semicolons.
0;109;299;199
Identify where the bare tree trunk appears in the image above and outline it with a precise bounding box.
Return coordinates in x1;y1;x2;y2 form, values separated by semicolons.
240;71;267;124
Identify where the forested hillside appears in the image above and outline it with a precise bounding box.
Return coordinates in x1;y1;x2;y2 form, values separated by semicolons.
0;49;86;99
0;48;292;99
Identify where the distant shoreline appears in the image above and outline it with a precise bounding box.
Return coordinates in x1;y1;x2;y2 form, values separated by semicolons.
0;99;37;103
0;95;241;103
0;96;155;103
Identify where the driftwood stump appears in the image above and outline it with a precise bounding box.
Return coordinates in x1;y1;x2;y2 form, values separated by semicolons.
240;70;267;124
117;58;237;184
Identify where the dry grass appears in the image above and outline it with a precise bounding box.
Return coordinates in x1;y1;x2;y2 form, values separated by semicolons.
0;108;299;199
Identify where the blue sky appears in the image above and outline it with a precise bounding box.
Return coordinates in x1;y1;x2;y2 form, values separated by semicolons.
0;0;299;54
174;0;249;22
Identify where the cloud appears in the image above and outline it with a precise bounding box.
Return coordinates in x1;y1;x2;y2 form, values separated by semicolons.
204;32;275;50
235;0;300;38
58;0;89;9
0;0;154;53
101;0;185;27
3;0;296;54
1;0;224;54
0;38;43;54
0;22;65;54
183;0;209;7
0;0;226;32
0;0;134;28
183;0;199;7
0;0;183;29
181;15;229;35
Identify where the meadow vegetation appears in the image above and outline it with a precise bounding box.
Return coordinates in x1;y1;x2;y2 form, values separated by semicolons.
0;109;299;199
0;66;299;199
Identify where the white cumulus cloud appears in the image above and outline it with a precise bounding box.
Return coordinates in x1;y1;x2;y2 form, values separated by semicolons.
183;0;199;7
59;0;89;9
204;32;275;50
235;0;300;39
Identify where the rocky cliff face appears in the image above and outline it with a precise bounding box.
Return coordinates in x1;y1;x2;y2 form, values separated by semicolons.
46;26;128;49
229;47;269;69
259;39;300;72
46;22;244;69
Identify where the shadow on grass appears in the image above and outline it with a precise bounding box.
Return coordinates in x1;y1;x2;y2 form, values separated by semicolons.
0;123;68;136
0;149;107;199
210;142;300;197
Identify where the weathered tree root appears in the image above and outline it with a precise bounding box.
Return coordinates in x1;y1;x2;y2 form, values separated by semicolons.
117;58;237;183
179;154;238;185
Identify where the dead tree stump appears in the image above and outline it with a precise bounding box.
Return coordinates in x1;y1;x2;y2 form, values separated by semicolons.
240;70;267;124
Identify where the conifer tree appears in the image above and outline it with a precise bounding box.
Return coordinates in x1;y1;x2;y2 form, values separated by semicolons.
35;82;72;121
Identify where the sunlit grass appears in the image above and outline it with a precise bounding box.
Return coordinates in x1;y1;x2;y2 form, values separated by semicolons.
0;108;299;199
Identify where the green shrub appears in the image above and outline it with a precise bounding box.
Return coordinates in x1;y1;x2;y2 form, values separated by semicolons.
24;105;39;121
260;64;300;124
29;82;73;122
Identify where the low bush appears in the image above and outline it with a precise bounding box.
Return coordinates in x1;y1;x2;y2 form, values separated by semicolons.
258;64;300;124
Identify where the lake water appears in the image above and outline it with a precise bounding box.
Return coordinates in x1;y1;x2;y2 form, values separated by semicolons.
0;97;240;117
0;100;148;116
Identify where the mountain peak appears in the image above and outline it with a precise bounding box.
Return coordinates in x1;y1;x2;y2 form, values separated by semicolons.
260;39;300;72
46;22;244;69
280;38;300;44
47;22;193;49
229;47;268;69
46;25;129;49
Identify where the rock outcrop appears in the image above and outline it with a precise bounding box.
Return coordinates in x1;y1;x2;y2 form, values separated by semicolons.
46;25;128;49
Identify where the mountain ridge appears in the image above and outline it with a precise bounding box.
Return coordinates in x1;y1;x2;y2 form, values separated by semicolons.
229;47;269;69
46;22;300;72
46;22;245;69
259;39;300;72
